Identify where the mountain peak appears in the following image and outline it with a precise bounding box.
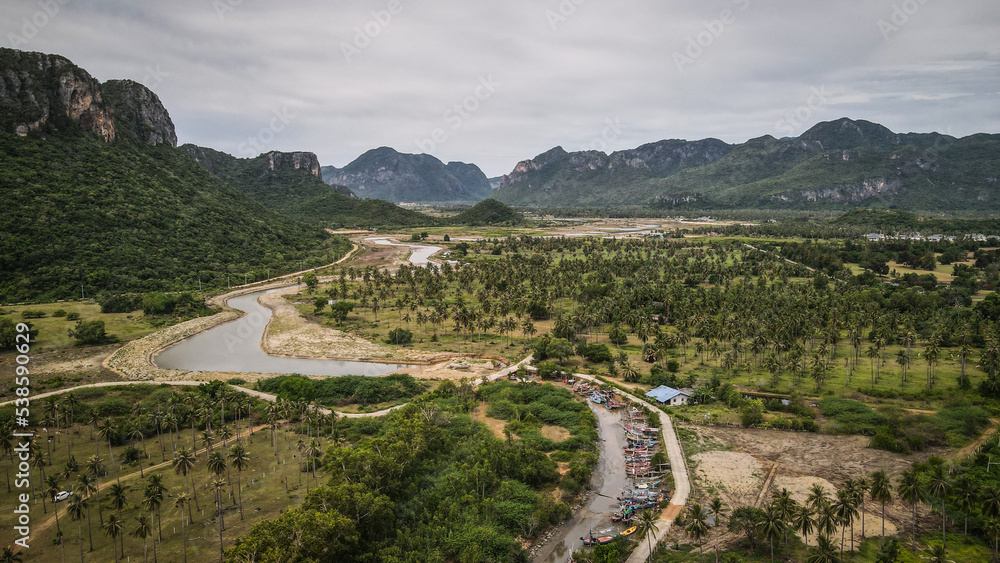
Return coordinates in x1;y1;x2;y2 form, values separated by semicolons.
323;148;492;203
799;118;900;150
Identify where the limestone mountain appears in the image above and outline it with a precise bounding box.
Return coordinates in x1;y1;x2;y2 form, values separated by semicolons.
0;48;347;302
491;118;1000;211
322;147;493;203
101;79;177;147
0;48;114;141
182;145;434;229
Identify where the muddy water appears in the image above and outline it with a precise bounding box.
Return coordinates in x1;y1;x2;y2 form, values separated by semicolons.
535;404;629;563
367;238;442;266
155;287;410;377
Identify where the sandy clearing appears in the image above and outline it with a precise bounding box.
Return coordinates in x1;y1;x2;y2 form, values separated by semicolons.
473;404;508;439
691;451;763;508
541;425;571;442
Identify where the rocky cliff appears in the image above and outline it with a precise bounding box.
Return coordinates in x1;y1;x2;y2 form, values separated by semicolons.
263;151;321;178
102;79;177;147
0;48;114;141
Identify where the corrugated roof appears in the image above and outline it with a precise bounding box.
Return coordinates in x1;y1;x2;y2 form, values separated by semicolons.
645;385;689;403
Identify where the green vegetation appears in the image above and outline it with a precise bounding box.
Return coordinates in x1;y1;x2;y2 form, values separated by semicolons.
449;199;524;226
0;130;350;303
256;373;426;407
181;145;435;229
227;380;587;562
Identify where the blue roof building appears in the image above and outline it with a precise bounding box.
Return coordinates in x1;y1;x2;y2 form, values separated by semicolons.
645;386;690;406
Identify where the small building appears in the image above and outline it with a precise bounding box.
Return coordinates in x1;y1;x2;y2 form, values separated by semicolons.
645;386;690;407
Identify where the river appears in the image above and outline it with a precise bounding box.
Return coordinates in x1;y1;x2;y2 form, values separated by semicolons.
154;287;410;377
534;403;629;563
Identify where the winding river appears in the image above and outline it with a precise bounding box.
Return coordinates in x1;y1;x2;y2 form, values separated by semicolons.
154;287;410;377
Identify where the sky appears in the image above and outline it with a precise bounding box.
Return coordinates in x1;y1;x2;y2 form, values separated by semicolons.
3;0;999;176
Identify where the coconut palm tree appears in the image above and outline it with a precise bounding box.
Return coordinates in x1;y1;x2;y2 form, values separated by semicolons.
793;504;815;550
67;493;87;562
131;514;153;563
211;478;227;562
896;468;923;549
684;504;710;562
174;493;191;563
229;443;250;520
0;547;23;563
869;470;892;543
108;482;129;554
927;465;951;552
760;503;785;563
141;481;164;554
637;509;660;559
102;513;123;563
952;474;977;538
96;421;120;483
172;448;198;523
806;534;840;563
85;455;105;525
75;473;97;551
128;423;148;477
833;488;859;558
771;488;797;546
984;517;1000;563
807;483;830;513
44;474;63;537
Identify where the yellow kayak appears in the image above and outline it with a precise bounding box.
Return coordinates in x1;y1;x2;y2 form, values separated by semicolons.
620;526;637;537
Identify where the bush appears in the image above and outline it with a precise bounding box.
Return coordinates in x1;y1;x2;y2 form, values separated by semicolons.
99;294;143;314
52;309;67;317
385;328;413;345
740;399;764;427
20;310;46;319
65;312;81;321
68;320;118;345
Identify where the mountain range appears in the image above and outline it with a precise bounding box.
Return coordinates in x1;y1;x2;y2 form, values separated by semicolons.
321;147;493;203
490;119;1000;210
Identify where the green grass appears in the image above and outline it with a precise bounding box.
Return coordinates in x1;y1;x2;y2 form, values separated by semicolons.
2;300;157;350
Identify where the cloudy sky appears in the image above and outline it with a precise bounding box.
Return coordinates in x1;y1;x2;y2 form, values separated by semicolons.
4;0;999;176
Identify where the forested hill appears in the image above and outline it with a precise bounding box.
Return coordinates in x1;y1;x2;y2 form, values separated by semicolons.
491;118;1000;210
0;48;348;302
181;144;436;229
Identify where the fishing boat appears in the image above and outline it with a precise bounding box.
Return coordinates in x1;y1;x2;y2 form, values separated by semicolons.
581;535;614;546
620;526;637;536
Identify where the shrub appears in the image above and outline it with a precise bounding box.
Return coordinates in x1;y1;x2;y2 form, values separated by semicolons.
384;328;413;345
68;320;118;345
20;310;46;319
65;312;81;321
52;309;67;317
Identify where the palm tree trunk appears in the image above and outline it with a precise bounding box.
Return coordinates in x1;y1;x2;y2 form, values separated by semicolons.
78;516;84;562
86;505;94;551
942;498;947;551
237;471;244;520
180;515;188;563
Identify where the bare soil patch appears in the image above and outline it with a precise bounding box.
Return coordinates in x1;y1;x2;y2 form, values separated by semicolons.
686;424;937;552
541;425;571;442
473;404;507;439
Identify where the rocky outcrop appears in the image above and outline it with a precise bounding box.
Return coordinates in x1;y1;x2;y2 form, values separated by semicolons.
0;48;114;141
263;151;321;178
102;79;177;147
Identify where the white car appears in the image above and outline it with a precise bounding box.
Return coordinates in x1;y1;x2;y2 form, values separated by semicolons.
53;491;72;503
